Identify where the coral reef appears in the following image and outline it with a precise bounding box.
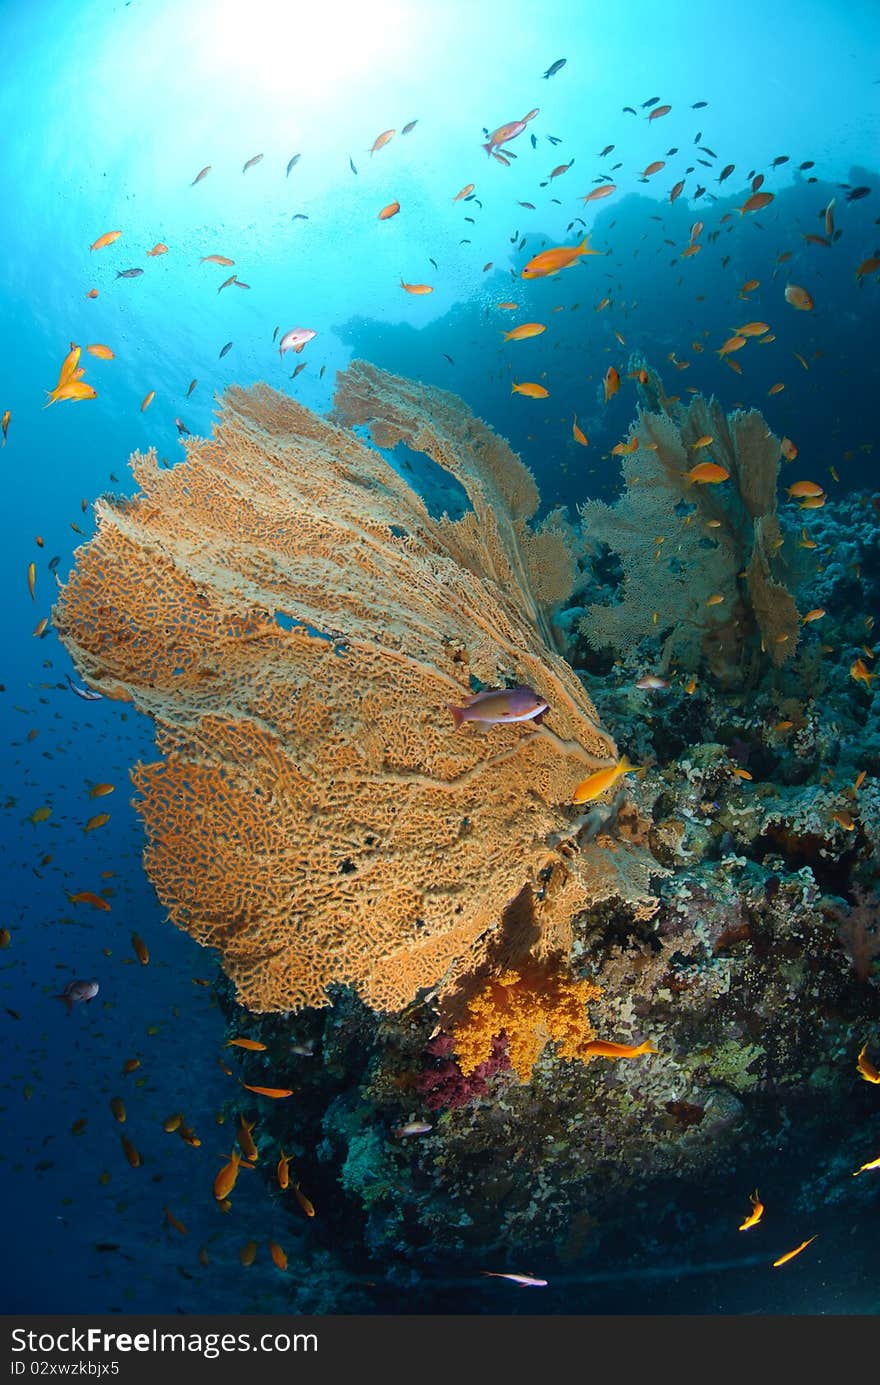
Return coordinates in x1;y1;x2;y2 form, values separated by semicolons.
53;364;628;1014
579;363;802;683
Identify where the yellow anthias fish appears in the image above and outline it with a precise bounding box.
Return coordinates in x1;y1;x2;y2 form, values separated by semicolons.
738;1189;764;1231
685;462;730;483
583;1039;656;1058
572;755;638;804
857;1043;880;1084
772;1236;816;1268
521;237;600;279
503;322;547;341
512;380;549;398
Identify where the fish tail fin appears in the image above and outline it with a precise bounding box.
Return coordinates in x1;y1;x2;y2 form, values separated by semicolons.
620;755;640;773
447;704;466;731
641;1041;659;1054
482;142;494;157
577;236;590;253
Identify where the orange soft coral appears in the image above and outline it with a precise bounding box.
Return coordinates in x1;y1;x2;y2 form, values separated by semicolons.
453;962;602;1082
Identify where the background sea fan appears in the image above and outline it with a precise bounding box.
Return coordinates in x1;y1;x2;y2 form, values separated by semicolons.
579;363;801;683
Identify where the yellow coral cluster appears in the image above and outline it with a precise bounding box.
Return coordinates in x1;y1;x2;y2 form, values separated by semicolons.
453;963;602;1082
54;363;618;1014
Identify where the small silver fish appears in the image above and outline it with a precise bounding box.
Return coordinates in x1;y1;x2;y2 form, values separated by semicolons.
115;268;143;278
243;153;264;173
54;979;99;1013
286;153;301;176
66;674;103;701
635;675;669;690
219;341;233;359
481;1271;548;1287
186;379;197;398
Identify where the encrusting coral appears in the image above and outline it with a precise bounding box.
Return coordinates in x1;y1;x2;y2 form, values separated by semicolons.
580;363;801;683
54;362;623;1014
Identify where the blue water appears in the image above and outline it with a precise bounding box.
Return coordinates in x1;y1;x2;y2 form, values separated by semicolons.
1;0;879;1315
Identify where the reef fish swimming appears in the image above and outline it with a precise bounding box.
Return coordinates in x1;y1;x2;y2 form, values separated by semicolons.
447;686;549;729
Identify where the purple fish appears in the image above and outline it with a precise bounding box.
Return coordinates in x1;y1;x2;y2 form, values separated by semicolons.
447;685;548;730
54;979;99;1013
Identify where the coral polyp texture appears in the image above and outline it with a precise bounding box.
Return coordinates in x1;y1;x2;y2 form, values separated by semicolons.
53;362;618;1014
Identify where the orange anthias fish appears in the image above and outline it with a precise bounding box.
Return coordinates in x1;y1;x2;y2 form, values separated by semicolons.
200;254;235;266
572;756;637;804
784;283;814;311
857;1043;880;1083
121;1135;142;1168
277;1148;291;1190
84;813;110;832
572;415;589;446
90;230;121;252
647;104;671;121
685;462;730;483
738;191;774;214
718;335;747;356
583;1039;657;1058
603;366;620;401
512;380;549;398
269;1241;288;1270
772;1236;816;1268
855;255;880;280
86;344;114;360
482;113;536;156
369;128;395;155
67;891;111;911
786;480;825;498
214;1148;242;1201
639;160;665;180
735;321;770;337
581;184;616;204
781;436;798;460
400;279;433;294
226;1038;267;1051
378;201;401;220
239;1083;295;1098
503;322;546;341
453;183;475;202
738;1189;764;1231
141;390;155;412
131;933;149;965
521;237;600;279
294;1183;316;1217
236;1117;259;1162
147;243;168;256
1;409;9;445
